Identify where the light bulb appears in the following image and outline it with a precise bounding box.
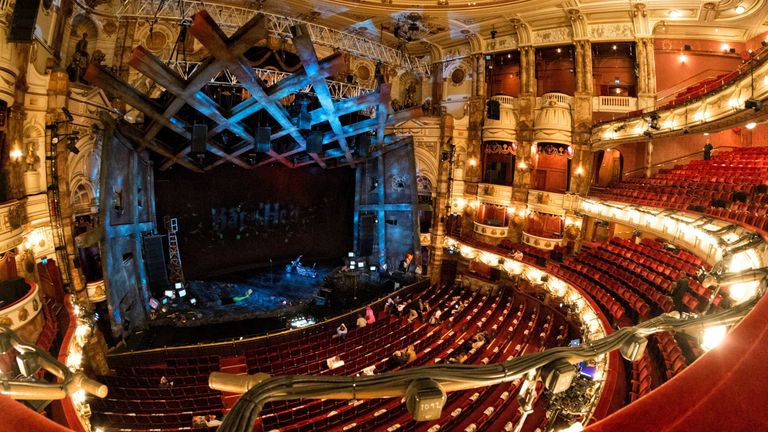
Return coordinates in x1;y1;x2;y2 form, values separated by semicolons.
701;325;727;351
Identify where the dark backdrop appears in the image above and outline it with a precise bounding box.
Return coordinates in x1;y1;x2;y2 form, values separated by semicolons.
154;165;355;278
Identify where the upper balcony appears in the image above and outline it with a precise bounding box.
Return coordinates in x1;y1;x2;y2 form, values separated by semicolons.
592;48;768;147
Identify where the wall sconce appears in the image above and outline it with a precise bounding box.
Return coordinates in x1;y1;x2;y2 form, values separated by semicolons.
678;53;687;63
10;147;23;162
575;164;585;177
468;158;477;168
517;159;531;172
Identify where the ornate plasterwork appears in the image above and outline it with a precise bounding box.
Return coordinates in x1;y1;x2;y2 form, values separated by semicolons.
484;35;519;53
588;23;634;41
532;27;573;46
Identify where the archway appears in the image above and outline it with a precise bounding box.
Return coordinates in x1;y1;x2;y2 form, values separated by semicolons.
592;149;624;187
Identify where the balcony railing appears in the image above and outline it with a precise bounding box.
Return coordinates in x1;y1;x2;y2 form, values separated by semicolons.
593;96;638;113
473;221;509;238
521;232;564;250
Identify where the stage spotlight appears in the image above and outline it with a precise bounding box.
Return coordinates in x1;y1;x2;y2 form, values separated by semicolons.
178;289;187;298
164;290;175;299
369;265;377;272
190;298;197;306
174;282;183;289
149;298;159;310
745;99;762;111
348;252;355;258
357;260;365;268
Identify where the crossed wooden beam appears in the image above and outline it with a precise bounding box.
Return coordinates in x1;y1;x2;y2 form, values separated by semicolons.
86;9;417;171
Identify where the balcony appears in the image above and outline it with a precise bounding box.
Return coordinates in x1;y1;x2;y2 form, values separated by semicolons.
473;221;509;238
527;189;569;215
478;183;514;206
521;232;564;250
593;96;638;113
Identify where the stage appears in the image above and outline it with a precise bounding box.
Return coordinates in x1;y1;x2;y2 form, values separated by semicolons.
117;260;394;350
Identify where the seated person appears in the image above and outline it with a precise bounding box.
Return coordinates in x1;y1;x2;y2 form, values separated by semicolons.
205;414;222;427
428;308;442;325
405;345;417;363
356;314;367;329
336;323;348;340
159;375;173;388
192;415;208;429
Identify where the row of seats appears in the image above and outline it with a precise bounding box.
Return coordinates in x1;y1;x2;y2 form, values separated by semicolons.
598;147;768;224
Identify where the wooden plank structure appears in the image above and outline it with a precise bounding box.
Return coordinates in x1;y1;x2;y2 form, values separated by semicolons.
84;9;420;171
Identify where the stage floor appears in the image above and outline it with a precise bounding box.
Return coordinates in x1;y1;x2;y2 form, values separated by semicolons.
115;261;393;351
152;262;334;327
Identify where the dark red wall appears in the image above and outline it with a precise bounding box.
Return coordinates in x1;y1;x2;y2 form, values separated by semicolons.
154;165;355;278
654;38;745;94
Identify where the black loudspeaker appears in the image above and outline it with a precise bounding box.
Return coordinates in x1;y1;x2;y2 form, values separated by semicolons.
486;99;500;120
255;126;271;153
683;44;692;51
190;124;208;155
307;131;323;154
142;235;169;299
762;41;768;47
358;134;371;157
8;0;41;42
729;48;737;54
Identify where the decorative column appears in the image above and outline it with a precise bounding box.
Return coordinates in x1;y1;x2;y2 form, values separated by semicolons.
428;115;455;284
636;38;656;111
645;139;653;178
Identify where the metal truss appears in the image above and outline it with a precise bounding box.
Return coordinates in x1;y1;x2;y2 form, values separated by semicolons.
116;0;431;76
161;61;375;100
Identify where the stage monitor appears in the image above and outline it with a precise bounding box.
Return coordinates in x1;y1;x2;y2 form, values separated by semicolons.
164;290;175;299
175;282;183;289
178;289;187;298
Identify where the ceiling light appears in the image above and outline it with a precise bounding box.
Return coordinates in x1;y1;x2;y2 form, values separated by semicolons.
735;5;746;14
612;44;617;50
668;10;682;18
746;122;757;129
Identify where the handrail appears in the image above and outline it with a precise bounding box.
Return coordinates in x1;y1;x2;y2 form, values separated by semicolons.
623;146;741;178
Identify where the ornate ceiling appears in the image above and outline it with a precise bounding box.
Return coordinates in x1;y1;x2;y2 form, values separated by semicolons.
254;0;768;53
